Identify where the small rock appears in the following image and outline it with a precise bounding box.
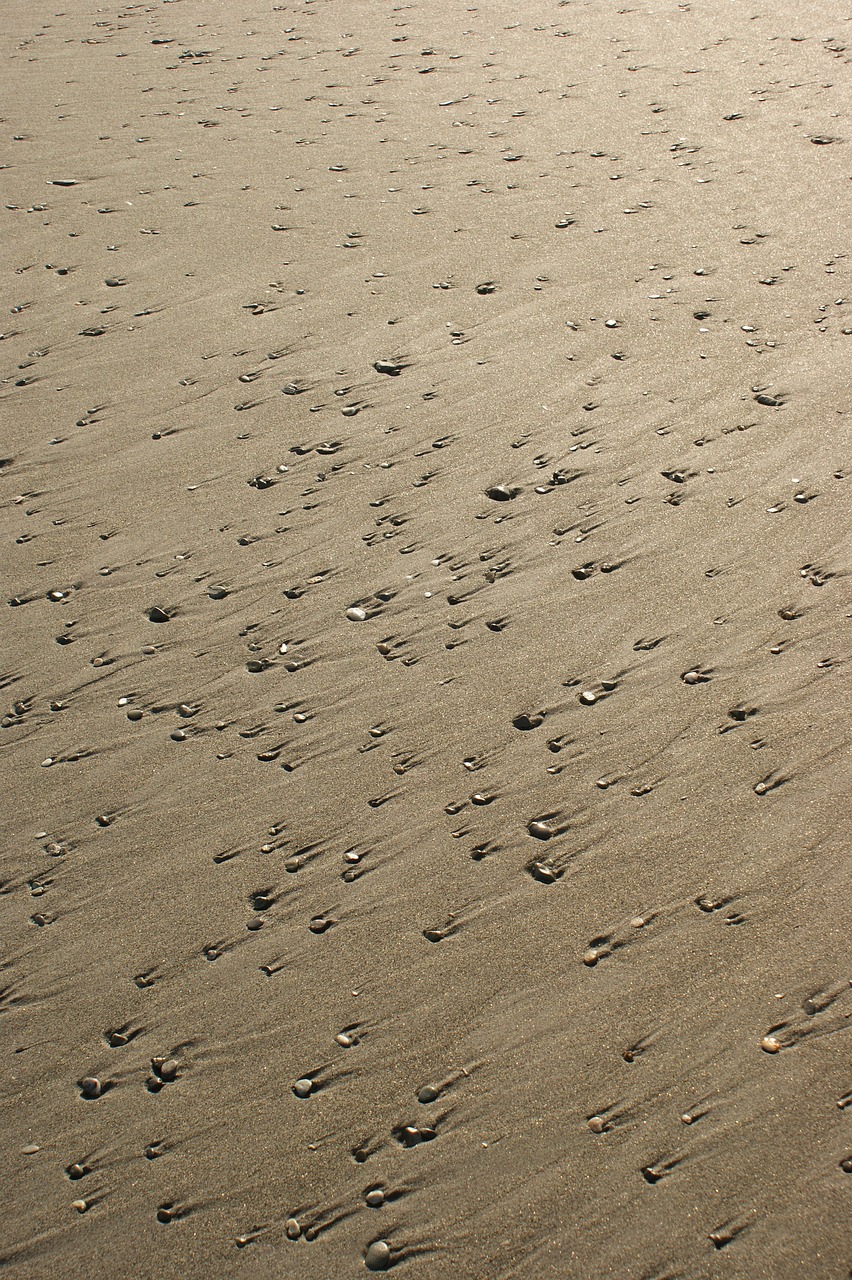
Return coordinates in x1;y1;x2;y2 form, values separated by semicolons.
485;484;519;502
512;712;543;731
292;1078;314;1098
528;820;555;840
365;1240;392;1271
530;862;557;884
152;1058;178;1082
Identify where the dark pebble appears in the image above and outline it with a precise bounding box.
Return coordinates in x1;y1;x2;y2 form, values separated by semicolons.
513;712;543;730
528;820;555;840
152;1058;178;1082
530;861;557;883
365;1240;392;1271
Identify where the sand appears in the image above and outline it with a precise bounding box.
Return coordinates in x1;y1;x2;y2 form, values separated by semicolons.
1;0;850;1276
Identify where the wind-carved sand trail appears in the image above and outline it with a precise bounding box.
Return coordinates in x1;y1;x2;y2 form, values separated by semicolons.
1;0;850;1276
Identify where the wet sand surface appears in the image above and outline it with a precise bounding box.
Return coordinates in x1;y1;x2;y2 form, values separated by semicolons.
1;1;851;1276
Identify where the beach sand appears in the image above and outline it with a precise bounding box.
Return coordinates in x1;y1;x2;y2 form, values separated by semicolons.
1;0;850;1276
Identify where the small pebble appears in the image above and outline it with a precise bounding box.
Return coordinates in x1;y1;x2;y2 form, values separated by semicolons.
292;1078;314;1098
485;484;519;502
365;1240;392;1271
80;1077;102;1099
365;1189;385;1208
528;820;555;840
513;712;543;730
530;862;557;883
417;1084;439;1104
347;606;368;622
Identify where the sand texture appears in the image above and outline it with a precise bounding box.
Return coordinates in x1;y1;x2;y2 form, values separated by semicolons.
2;0;851;1276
